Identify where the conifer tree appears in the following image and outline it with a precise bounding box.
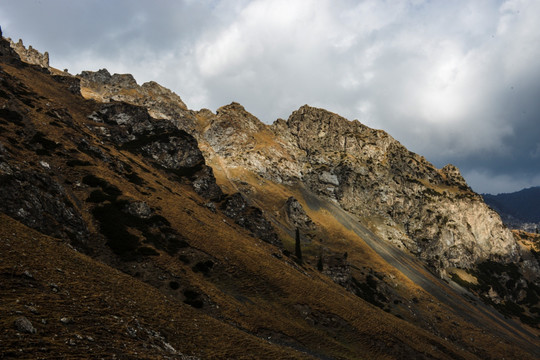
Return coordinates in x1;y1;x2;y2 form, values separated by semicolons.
295;227;302;264
317;254;323;271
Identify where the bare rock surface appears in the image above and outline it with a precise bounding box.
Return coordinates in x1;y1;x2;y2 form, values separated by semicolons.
78;69;194;131
87;101;222;200
8;38;49;68
221;192;281;247
13;317;36;334
77;64;531;277
284;196;316;231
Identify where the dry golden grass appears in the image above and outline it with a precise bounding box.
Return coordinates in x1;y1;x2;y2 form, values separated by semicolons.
0;214;318;359
513;229;540;252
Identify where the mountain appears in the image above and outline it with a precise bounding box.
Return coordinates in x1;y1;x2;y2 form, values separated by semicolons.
483;187;540;232
2;31;540;359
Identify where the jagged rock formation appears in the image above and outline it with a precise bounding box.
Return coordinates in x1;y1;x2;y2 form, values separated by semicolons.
189;103;522;274
78;72;527;274
274;106;520;273
79;69;191;127
8;38;49;68
86;102;217;194
76;64;540;323
284;196;316;231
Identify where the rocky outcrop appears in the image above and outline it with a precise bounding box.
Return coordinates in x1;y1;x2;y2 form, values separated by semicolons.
193;103;521;274
87;102;222;201
13;317;37;334
197;103;302;184
0;36;23;65
0;162;89;247
321;252;351;288
272;106;520;273
8;38;49;68
221;192;281;247
78;69;195;132
279;106;520;272
284;196;316;231
78;66;527;276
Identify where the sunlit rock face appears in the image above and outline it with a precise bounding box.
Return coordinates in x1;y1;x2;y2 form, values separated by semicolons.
78;69;195;132
80;74;522;275
8;38;49;68
197;103;520;273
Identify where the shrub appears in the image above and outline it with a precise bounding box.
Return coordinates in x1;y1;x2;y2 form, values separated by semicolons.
92;203;139;255
192;260;214;275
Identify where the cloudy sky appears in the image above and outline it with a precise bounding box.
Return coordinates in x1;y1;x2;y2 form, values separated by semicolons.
1;0;539;194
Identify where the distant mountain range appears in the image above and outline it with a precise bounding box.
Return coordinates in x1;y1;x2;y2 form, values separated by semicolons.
483;187;540;232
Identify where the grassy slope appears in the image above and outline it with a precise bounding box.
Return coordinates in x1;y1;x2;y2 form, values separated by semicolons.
0;213;316;359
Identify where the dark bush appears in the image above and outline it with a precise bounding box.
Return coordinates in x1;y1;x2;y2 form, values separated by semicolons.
0;108;23;125
136;246;160;256
103;184;122;198
30;131;60;151
126;172;144;185
92;203;139;255
66;159;92;167
183;289;204;308
192;260;214;275
86;189;111;203
82;174;109;187
351;276;385;309
82;174;122;198
178;254;191;264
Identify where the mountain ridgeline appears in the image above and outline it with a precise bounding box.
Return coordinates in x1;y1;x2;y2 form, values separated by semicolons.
483;187;540;232
1;32;540;359
79;69;521;274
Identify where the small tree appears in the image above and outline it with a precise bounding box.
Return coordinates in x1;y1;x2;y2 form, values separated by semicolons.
295;228;302;264
317;253;324;271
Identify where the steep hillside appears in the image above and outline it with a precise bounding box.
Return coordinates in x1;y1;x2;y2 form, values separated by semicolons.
0;214;310;359
78;68;540;327
81;70;523;274
483;187;540;232
2;33;540;359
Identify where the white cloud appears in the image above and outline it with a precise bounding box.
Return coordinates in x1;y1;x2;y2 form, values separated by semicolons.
1;0;540;193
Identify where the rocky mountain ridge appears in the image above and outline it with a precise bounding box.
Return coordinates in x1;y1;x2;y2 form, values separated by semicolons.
2;33;540;359
78;69;525;276
7;37;49;68
76;66;540;327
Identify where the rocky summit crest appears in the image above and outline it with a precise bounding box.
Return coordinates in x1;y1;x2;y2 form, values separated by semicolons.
76;66;533;274
78;67;528;273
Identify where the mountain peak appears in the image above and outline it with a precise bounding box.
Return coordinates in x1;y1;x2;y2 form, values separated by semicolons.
7;37;49;68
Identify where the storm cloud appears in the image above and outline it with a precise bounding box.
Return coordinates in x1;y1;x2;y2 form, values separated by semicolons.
1;0;539;194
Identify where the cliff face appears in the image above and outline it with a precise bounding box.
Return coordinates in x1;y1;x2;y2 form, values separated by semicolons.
274;105;520;272
78;73;524;273
78;69;194;131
